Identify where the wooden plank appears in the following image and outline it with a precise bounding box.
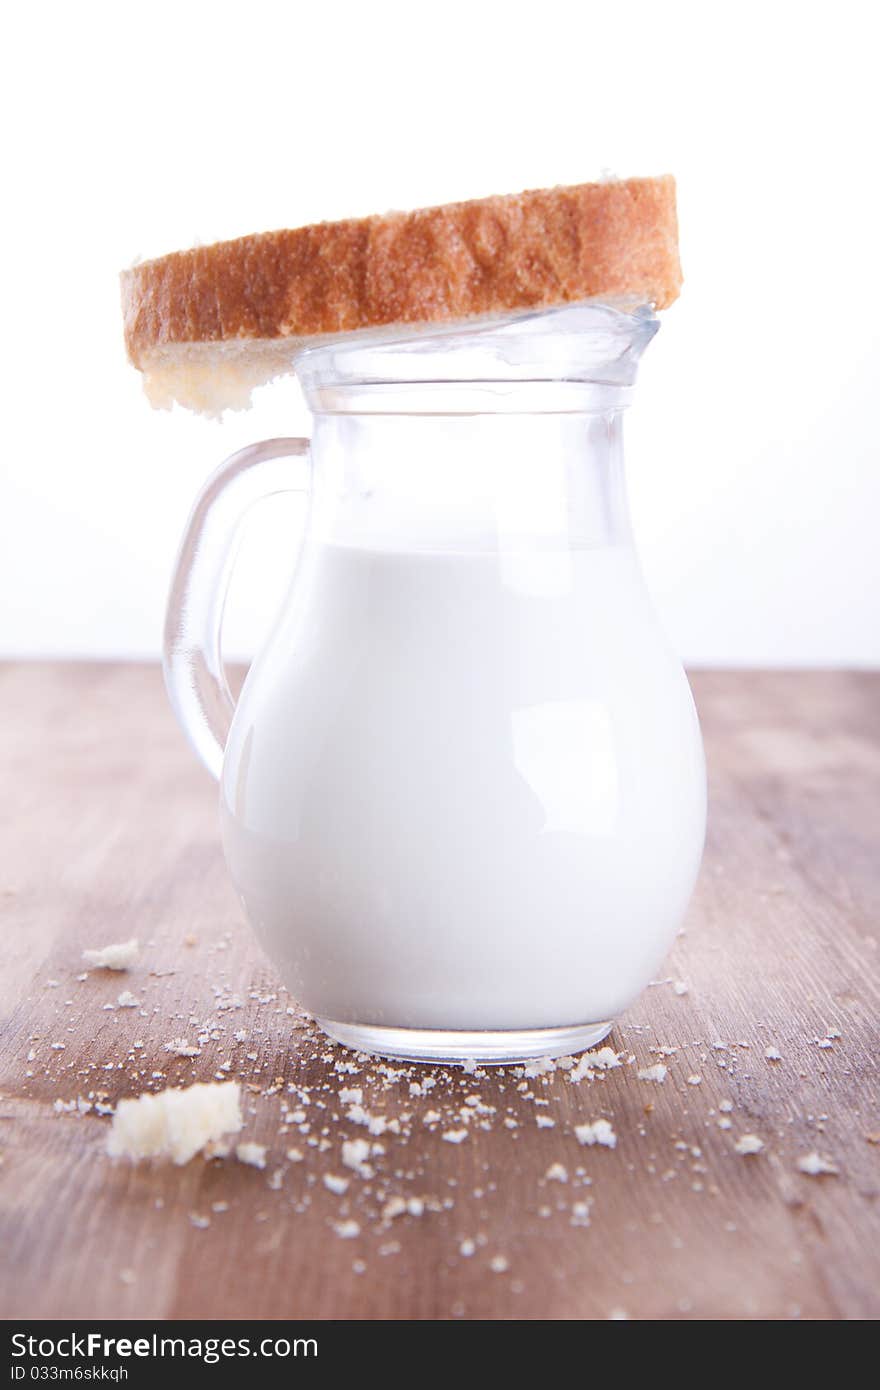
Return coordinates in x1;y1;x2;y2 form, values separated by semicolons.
0;664;877;1320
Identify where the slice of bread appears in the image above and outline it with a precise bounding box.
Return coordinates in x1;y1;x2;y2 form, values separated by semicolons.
121;174;681;414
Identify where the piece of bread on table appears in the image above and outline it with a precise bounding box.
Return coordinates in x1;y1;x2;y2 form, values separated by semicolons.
121;174;682;414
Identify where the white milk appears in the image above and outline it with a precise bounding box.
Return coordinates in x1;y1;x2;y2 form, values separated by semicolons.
220;542;706;1032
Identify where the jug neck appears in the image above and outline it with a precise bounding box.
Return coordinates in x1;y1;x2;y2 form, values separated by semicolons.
296;302;658;554
305;409;632;553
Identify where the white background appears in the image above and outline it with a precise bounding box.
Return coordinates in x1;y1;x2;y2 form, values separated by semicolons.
2;0;878;665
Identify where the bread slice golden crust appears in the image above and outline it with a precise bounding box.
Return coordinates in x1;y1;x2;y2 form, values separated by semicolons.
121;175;681;413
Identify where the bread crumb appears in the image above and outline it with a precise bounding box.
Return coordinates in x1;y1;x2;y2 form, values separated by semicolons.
489;1255;509;1273
673;980;689;995
764;1047;782;1061
285;1147;304;1163
164;1038;200;1058
575;1119;617;1149
590;1046;623;1070
637;1063;667;1083
333;1219;360;1239
382;1196;408;1221
570;1199;592;1227
522;1057;554;1077
107;1081;241;1165
442;1129;468;1144
734;1134;764;1156
345;1104;398;1136
686;1074;702;1086
341;1138;371;1174
568;1046;621;1082
796;1151;838;1176
545;1162;569;1182
323;1173;349;1195
54;1097;93;1115
117;990;139;1009
83;939;139;970
236;1141;267;1170
459;1238;476;1257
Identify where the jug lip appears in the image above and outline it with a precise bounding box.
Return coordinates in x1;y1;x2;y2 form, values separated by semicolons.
294;300;659;403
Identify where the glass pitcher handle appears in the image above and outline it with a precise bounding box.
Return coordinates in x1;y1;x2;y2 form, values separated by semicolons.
163;437;311;780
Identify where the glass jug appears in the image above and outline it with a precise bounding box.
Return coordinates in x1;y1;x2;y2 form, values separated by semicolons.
164;302;706;1063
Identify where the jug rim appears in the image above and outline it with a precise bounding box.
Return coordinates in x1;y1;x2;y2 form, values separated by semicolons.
294;300;659;406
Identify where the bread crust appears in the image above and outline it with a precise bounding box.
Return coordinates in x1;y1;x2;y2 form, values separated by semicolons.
122;176;682;375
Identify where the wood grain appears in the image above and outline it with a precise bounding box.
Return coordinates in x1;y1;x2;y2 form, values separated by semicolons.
0;664;877;1321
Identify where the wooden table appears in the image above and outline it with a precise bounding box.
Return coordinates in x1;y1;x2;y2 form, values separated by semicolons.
1;664;878;1321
